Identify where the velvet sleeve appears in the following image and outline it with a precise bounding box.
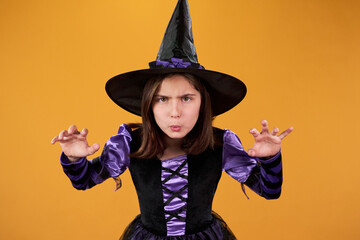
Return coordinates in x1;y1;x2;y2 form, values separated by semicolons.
60;124;132;190
222;129;283;199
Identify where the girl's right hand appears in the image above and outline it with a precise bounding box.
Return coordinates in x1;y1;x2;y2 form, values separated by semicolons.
51;125;100;162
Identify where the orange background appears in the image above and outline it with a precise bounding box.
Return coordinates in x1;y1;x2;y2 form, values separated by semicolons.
1;0;359;239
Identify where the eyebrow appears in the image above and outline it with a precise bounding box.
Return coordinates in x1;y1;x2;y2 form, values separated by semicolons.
154;93;197;97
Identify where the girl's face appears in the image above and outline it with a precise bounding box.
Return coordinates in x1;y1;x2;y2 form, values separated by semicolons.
152;74;201;141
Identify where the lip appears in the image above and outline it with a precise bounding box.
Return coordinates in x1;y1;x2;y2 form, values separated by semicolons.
170;125;181;132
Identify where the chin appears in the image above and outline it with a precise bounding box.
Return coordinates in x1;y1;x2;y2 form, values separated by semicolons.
164;130;189;140
167;132;186;139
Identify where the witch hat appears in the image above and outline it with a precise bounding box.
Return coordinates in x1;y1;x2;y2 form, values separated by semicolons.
106;0;246;116
156;0;198;63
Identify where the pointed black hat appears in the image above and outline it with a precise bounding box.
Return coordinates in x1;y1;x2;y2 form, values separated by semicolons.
106;0;246;116
157;0;198;63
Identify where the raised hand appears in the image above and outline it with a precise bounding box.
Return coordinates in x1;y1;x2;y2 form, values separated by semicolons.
51;125;100;162
247;120;293;158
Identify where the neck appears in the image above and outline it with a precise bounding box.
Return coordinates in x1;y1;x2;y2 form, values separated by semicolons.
158;135;186;160
163;135;182;148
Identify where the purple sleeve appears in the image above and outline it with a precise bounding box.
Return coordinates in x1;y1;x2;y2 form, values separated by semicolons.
222;129;283;199
60;124;132;190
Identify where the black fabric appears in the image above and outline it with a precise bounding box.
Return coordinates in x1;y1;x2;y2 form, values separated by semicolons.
129;157;167;235
148;61;203;70
161;159;188;223
92;156;110;180
163;183;188;207
161;160;188;185
129;129;167;236
244;153;282;199
162;186;187;204
128;128;226;236
259;155;282;168
156;0;198;63
185;128;224;234
106;68;247;117
119;211;237;240
105;0;247;117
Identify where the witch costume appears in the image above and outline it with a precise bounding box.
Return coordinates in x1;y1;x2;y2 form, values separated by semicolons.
60;0;283;239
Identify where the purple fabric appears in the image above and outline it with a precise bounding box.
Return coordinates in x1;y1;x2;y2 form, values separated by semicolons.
222;129;258;183
101;124;132;178
155;58;204;69
60;154;86;169
121;213;227;240
60;124;132;189
260;182;282;195
222;129;282;199
61;126;281;193
161;155;188;236
260;163;282;183
60;154;95;188
222;129;281;181
260;154;282;174
256;152;282;199
61;125;283;236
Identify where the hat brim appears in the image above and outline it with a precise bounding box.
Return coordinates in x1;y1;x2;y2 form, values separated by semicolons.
105;68;246;116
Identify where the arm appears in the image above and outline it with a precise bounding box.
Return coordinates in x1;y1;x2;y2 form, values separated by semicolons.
60;155;109;190
223;120;292;199
243;152;283;199
52;124;131;190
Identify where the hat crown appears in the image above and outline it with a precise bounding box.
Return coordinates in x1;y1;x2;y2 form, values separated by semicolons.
106;0;247;117
156;0;198;63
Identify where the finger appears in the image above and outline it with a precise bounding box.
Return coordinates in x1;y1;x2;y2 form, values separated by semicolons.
247;148;256;157
87;143;100;155
58;130;68;140
271;127;279;136
68;125;79;135
249;128;260;138
51;136;58;144
80;128;88;137
278;126;294;140
261;120;269;133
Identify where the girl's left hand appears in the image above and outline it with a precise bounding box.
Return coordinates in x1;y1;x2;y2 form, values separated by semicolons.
247;120;293;158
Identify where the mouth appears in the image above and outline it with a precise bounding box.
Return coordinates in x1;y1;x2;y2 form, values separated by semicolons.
170;125;181;132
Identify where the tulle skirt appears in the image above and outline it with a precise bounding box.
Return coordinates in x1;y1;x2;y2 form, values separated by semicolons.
119;211;237;240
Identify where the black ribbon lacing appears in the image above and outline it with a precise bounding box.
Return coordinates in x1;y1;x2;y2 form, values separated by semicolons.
161;159;188;223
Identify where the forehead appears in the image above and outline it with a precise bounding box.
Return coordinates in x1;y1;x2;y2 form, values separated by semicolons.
157;74;197;94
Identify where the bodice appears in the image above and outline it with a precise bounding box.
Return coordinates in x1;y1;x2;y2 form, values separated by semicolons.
128;129;224;236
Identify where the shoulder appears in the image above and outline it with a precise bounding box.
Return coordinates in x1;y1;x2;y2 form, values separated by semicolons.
116;123;141;140
212;127;242;146
215;128;246;154
212;127;224;147
213;127;224;136
104;124;133;147
124;125;142;153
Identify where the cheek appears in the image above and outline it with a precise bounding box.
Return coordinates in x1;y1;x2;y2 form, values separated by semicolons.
188;103;201;123
194;110;200;123
152;105;165;124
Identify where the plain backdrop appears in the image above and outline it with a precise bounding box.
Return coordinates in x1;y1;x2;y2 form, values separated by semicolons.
0;0;359;239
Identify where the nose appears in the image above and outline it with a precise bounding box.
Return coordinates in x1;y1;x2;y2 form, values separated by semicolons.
170;100;181;118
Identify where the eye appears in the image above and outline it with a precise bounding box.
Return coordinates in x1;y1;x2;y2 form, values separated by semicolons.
158;97;167;102
182;96;191;102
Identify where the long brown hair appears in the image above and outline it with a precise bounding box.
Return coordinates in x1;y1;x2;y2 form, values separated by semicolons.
129;73;214;159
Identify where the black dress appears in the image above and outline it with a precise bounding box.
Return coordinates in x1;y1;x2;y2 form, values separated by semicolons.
60;125;283;239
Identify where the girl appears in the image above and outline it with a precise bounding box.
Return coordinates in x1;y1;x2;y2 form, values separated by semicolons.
51;0;293;239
